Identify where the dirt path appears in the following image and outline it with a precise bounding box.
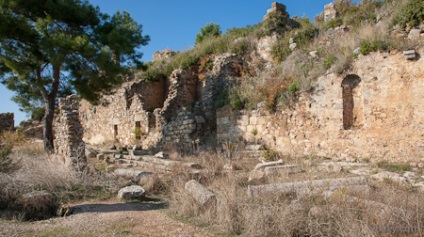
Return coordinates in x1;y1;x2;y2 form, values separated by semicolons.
0;201;213;237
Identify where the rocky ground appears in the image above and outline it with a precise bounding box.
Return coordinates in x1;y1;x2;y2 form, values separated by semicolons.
0;200;213;237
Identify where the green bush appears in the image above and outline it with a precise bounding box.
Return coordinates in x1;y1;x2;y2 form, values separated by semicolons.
272;39;292;63
293;28;319;48
359;39;389;55
322;17;343;30
323;54;336;69
230;39;251;56
226;25;257;38
288;80;300;95
377;161;410;173
195;23;222;45
392;0;424;28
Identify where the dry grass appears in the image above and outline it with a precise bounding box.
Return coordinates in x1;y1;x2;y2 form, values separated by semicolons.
167;149;424;236
0;142;120;220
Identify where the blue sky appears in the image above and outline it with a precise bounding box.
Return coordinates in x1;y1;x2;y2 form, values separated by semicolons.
0;0;333;125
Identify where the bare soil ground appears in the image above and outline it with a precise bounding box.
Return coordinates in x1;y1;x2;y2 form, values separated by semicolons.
0;201;213;237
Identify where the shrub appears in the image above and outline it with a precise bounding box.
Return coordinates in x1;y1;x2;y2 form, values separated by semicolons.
323;54;337;69
272;39;292;63
230;39;251;56
322;17;344;30
392;0;424;28
288;79;300;95
293;28;319;48
377;161;411;173
226;25;257;38
195;23;222;45
359;39;389;55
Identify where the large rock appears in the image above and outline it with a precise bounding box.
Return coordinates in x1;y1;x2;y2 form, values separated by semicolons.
118;185;145;200
184;180;216;207
249;159;285;181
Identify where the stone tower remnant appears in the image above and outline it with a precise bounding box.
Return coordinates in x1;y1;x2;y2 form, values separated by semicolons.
54;94;86;172
324;3;337;22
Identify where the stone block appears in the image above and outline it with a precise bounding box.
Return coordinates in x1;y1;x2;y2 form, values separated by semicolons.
403;50;416;60
264;165;302;176
237;115;249;126
217;117;230;125
118;185;145;200
185;180;216;207
249;116;258;125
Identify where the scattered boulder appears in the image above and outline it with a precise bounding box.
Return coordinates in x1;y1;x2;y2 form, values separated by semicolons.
154;151;169;159
408;29;421;40
96;153;105;160
249;159;285;181
309;51;319;58
109;144;117;150
118;185;145;200
403;50;416;60
289;43;297;50
114;169;153;180
353;47;360;56
185;180;216;207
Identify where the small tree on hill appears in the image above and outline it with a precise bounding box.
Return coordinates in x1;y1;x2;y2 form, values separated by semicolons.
0;0;150;153
195;23;222;45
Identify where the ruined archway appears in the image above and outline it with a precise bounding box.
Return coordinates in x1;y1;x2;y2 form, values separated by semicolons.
342;74;364;130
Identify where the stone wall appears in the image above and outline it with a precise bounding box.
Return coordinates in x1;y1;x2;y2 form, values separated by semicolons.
217;50;424;163
324;3;337;22
54;95;86;171
152;49;176;62
0;113;14;134
263;2;287;22
80;78;166;148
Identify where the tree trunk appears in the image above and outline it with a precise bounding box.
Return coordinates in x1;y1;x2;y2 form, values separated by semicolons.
43;98;55;153
39;65;61;154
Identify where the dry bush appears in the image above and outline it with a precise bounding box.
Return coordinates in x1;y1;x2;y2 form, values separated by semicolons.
139;174;167;195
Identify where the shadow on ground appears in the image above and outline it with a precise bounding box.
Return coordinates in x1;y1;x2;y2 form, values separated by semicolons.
71;199;166;215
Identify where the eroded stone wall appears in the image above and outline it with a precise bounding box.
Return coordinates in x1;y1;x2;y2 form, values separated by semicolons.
0;113;14;134
54;95;86;171
80;78;166;148
217;50;424;163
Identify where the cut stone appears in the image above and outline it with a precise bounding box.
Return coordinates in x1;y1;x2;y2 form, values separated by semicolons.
185;180;216;207
118;185;145;200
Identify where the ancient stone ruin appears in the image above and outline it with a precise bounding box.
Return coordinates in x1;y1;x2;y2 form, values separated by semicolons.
152;49;176;62
217;50;424;162
54;94;86;172
263;2;287;22
324;3;337;22
0;113;14;134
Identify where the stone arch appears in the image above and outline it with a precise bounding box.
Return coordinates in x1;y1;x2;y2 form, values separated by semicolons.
342;74;364;130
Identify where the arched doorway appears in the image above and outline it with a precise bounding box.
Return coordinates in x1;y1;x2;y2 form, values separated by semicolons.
342;74;363;130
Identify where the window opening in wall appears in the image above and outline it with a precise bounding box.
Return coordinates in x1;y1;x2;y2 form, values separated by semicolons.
135;121;141;140
113;125;118;140
342;74;363;130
